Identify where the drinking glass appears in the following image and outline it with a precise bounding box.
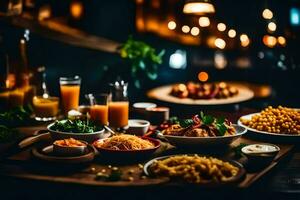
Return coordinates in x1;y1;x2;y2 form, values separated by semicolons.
88;94;108;126
32;96;59;121
108;80;129;129
59;76;81;115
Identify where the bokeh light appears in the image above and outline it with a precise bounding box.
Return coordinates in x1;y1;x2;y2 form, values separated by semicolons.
214;38;226;49
267;22;277;32
182;25;190;33
167;21;176;30
217;23;226;32
191;27;200;36
198;17;210;27
228;29;236;38
198;71;209;82
262;9;273;19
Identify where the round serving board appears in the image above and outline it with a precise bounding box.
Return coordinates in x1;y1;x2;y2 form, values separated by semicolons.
147;83;254;105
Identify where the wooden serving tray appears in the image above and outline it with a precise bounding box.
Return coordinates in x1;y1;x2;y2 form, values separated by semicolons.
0;126;294;188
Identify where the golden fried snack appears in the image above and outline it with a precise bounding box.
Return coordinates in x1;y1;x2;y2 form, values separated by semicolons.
241;106;300;135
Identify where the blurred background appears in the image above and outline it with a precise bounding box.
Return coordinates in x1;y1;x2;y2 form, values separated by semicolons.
0;0;299;108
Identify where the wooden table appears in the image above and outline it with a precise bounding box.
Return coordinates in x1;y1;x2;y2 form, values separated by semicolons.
0;108;300;199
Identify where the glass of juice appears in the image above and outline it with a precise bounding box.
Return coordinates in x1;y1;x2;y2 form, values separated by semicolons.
88;94;108;126
59;76;81;115
108;80;129;129
32;96;59;121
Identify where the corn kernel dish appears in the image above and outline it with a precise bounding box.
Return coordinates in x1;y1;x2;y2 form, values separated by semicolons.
145;155;243;184
239;106;300;135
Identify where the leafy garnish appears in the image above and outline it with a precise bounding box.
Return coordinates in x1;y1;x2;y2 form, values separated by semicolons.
180;119;194;128
202;115;214;125
216;123;228;136
0;106;32;127
168;116;180;124
50;119;102;133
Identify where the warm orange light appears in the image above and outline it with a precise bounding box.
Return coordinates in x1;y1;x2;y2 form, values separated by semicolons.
228;29;236;38
182;25;190;33
267;22;277;32
263;35;277;48
198;17;210;27
191;27;200;36
168;21;176;30
70;1;83;19
277;36;286;46
214;38;226;49
183;2;215;15
198;71;209;82
217;23;226;32
207;36;216;48
262;9;273;19
240;34;250;47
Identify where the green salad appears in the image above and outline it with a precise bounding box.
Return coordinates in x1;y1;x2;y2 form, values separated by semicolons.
49;119;103;133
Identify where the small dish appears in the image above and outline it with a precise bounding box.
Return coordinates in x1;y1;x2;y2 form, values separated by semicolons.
53;138;88;156
32;144;95;164
126;119;150;136
241;143;280;167
133;102;157;110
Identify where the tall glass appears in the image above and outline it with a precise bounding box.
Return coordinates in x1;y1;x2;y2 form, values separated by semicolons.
88;94;108;126
108;80;129;129
60;76;81;115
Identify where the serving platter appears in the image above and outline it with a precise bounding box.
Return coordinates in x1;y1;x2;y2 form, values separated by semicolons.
143;154;246;186
147;83;254;105
160;124;247;147
238;113;300;142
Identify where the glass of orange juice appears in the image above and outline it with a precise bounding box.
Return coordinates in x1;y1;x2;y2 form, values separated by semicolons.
108;80;129;129
33;96;59;121
59;76;81;115
88;94;108;126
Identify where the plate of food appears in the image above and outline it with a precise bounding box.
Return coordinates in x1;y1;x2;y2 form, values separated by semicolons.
144;154;245;186
93;134;160;159
149;112;247;147
238;106;300;141
147;82;254;105
32;138;96;164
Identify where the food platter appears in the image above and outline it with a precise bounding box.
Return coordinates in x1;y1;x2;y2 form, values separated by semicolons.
143;154;246;186
161;124;247;147
147;83;254;105
238;113;300;142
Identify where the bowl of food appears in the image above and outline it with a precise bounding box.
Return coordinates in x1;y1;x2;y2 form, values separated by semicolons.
126;119;150;136
93;134;160;159
144;154;245;186
238;106;300;142
47;119;106;143
53;138;88;156
241;143;280;167
152;113;247;147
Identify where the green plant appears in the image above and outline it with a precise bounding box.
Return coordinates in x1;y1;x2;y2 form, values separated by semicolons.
119;37;165;88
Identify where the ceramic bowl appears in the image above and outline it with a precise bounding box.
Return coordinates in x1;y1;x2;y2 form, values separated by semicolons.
126;119;150;136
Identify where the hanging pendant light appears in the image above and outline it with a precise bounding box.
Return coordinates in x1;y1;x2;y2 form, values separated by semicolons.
183;0;215;15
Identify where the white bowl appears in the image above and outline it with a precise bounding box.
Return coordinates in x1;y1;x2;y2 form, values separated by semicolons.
161;124;247;147
133;102;157;110
126;119;150;136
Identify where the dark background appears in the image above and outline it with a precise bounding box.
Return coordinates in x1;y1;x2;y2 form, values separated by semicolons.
0;0;299;107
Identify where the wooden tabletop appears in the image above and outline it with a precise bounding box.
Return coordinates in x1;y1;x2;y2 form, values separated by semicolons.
0;108;300;199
